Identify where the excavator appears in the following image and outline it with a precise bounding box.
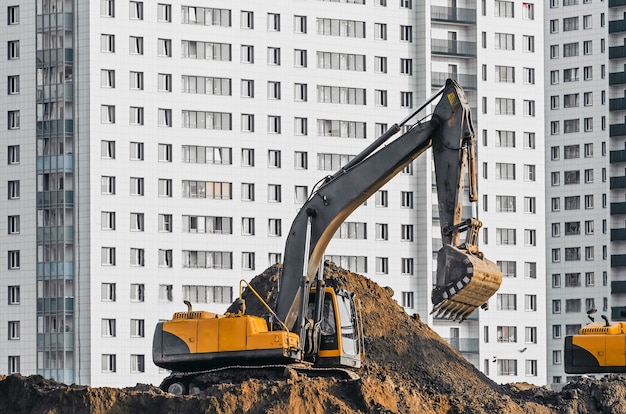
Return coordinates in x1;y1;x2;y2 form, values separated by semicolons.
564;316;626;374
152;79;502;394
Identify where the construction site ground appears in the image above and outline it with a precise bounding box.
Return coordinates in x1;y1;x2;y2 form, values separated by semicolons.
1;262;626;414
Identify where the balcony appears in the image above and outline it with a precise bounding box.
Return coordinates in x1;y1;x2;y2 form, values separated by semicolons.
37;226;74;243
431;6;476;25
611;175;626;189
432;39;477;58
610;97;626;111
610;0;626;6
612;228;626;241
612;281;626;294
37;262;74;278
612;202;626;215
444;337;479;354
610;45;626;60
36;190;74;207
37;333;75;349
610;19;626;34
610;71;626;86
37;297;75;313
432;72;477;90
611;123;626;137
612;306;626;321
37;154;74;173
36;119;74;135
611;149;626;163
611;254;626;267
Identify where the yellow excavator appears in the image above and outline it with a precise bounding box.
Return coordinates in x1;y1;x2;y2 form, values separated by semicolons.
565;316;626;374
152;80;502;394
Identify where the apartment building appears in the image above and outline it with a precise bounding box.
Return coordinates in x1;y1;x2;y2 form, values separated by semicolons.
545;0;611;387
6;0;618;389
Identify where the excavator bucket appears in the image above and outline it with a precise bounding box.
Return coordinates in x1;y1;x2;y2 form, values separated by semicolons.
431;244;502;321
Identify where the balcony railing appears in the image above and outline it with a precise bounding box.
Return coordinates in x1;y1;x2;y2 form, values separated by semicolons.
612;281;626;294
432;39;477;58
612;201;626;215
610;97;626;111
612;307;626;321
610;0;626;6
610;45;626;60
611;176;626;189
432;72;477;90
444;337;479;354
611;254;626;267
610;19;626;34
431;6;476;25
611;123;626;137
612;228;626;241
610;71;626;86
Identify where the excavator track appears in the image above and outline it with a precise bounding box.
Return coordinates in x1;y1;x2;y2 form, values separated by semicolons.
160;364;360;395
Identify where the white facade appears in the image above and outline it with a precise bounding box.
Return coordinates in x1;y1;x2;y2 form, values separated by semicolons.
6;0;618;389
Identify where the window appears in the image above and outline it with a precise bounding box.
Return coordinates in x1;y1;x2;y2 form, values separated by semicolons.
552;274;561;288
523;35;534;52
400;191;413;208
101;0;115;17
294;117;307;136
158;143;172;162
376;257;389;274
267;81;281;100
158;284;173;302
242;252;255;270
401;258;414;275
241;11;254;29
289;14;306;34
495;66;514;83
101;247;116;265
8;75;20;94
585;246;594;261
241;148;255;167
400;224;413;242
294;186;308;204
242;218;255;236
8;5;19;24
495;1;514;17
524;165;535;181
494;33;514;50
267;12;280;31
102;354;116;373
241;114;254;132
294;83;307;101
564;119;579;133
525;294;537;311
376;223;388;241
495;98;515;115
267;150;281;168
130;212;144;232
101;283;116;301
268;184;281;202
129;107;144;125
8;286;19;305
129;36;143;55
564;68;579;82
101;70;115;88
7;145;19;165
400;58;412;75
496;228;516;245
157;39;172;57
585;272;595;287
130;177;144;196
401;292;414;309
496;195;516;212
268;115;281;133
6;214;20;236
566;299;581;313
241;183;254;201
267;47;281;65
400;25;412;42
8;110;20;129
101;212;115;230
498;261;516;278
524;197;536;214
497;326;517;342
563;42;579;57
8;180;19;199
101;105;115;123
157;3;171;22
525;360;537;377
565;247;581;261
563;17;578;31
129;1;143;20
553;300;561;314
8;40;20;59
564;196;580;210
524;229;536;246
495;163;515;180
564;94;579;108
374;56;387;73
158;214;172;232
496;130;515;147
101;34;115;53
158;109;172;127
584;67;592;81
182;285;233;304
553;325;562;339
182;41;231;61
497;294;516;310
295;151;308;169
585;195;594;209
375;90;388;107
268;219;282;237
158;249;173;267
400;92;413;108
130;283;145;302
102;319;116;337
550;19;559;33
550;45;559;59
373;23;387;40
294;49;307;67
550;70;559;85
583;40;592;55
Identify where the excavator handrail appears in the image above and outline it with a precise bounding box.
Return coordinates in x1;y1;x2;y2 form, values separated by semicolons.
238;279;289;332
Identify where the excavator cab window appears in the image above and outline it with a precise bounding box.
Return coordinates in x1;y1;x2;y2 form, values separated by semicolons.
320;293;338;351
336;293;359;356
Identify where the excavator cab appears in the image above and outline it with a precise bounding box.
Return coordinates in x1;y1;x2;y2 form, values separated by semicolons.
306;288;363;369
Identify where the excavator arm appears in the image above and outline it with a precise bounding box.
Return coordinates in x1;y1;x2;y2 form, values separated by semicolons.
275;79;502;333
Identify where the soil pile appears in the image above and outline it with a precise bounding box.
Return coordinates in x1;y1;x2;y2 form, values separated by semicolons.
1;262;626;413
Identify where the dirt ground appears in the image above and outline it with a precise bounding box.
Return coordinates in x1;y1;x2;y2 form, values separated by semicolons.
1;262;626;414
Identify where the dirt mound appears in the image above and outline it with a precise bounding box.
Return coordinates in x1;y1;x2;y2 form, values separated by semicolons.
2;263;626;413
